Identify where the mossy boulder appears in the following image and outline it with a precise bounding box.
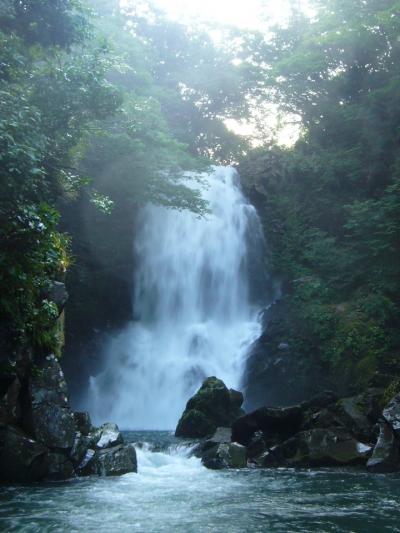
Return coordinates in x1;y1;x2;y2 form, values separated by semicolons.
175;377;244;438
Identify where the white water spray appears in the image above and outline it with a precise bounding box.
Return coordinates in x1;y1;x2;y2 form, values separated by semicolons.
88;166;264;429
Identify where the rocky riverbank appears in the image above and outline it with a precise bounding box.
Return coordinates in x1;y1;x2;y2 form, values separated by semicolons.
0;352;137;483
0;282;137;484
177;377;400;473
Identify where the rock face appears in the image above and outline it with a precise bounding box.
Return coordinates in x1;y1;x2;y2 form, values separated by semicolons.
0;353;137;483
175;377;244;438
241;300;329;410
27;354;76;449
0;425;49;483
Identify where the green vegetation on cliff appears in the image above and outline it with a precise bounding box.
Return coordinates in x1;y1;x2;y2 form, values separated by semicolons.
240;0;400;394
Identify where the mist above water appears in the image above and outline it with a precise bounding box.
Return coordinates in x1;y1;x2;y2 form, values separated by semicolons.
87;166;265;429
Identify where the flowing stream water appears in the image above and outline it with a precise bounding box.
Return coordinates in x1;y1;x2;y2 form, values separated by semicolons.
87;166;265;429
1;432;399;533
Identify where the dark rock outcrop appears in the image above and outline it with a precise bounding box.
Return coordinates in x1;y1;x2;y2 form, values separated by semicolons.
0;425;49;483
232;405;303;447
242;300;329;410
0;353;137;483
73;412;92;436
175;377;244;438
287;429;372;467
258;429;371;467
26;354;76;449
46;452;75;481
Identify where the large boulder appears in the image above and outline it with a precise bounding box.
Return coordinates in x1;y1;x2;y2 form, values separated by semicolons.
0;426;49;483
288;429;372;467
95;444;137;476
382;393;400;436
26;355;76;449
367;422;400;473
201;442;247;470
175;377;244;438
302;389;383;442
232;405;303;447
333;389;383;442
257;429;372;468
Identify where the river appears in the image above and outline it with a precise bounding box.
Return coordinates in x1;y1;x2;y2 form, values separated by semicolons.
1;431;399;533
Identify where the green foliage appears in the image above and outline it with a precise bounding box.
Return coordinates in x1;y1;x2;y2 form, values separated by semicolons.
240;0;400;394
0;0;120;353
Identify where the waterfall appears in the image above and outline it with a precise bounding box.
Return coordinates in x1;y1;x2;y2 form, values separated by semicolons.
88;166;265;429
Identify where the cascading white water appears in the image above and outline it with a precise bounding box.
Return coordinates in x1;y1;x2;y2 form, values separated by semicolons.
88;166;264;429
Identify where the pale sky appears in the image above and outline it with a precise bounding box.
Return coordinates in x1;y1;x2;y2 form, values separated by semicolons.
151;0;312;29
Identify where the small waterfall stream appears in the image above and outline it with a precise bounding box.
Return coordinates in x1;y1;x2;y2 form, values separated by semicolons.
87;166;265;429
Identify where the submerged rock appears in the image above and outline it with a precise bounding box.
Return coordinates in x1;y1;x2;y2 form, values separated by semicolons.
175;377;244;438
367;422;400;473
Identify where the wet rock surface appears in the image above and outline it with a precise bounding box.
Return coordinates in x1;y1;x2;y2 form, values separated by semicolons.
178;380;400;472
95;444;137;476
0;353;137;483
202;442;247;470
175;377;244;438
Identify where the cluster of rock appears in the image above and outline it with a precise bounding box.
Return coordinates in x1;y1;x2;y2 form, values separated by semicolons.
176;377;400;473
0;354;137;483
